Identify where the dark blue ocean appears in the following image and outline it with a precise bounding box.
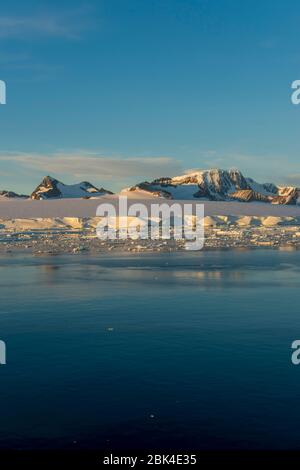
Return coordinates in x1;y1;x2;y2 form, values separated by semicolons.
0;250;300;450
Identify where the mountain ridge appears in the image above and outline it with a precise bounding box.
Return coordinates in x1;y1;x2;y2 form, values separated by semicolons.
124;168;300;205
1;169;299;204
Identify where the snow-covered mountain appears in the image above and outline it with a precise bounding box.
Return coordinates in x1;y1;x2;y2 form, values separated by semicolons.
31;176;113;200
1;169;300;205
0;190;28;199
124;169;300;205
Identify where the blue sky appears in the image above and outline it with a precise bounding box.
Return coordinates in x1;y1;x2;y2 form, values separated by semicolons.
0;0;300;193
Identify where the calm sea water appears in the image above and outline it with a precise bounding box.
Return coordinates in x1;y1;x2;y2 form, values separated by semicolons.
0;249;300;450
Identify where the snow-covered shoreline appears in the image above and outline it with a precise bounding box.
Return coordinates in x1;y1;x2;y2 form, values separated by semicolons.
1;194;300;254
1;214;300;254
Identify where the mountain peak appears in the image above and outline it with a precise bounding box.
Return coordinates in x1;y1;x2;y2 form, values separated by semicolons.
31;176;113;200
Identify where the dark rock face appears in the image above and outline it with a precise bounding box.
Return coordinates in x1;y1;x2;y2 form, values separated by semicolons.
230;189;271;203
228;169;249;190
130;182;172;198
31;176;61;200
271;188;299;205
